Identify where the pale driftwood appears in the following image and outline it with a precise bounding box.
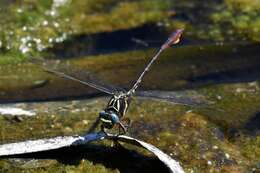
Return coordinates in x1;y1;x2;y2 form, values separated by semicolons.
0;132;184;173
0;133;106;156
108;134;185;173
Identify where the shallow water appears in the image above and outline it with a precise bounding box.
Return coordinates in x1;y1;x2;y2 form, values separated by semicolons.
0;43;259;172
0;0;259;173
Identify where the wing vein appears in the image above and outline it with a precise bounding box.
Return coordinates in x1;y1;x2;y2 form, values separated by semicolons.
43;68;115;95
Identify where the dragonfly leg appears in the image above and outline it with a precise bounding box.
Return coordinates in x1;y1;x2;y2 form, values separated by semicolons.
86;117;100;134
118;122;127;135
101;124;109;136
121;118;131;128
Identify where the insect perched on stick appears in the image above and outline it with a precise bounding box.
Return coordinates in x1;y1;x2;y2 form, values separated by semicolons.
34;29;209;134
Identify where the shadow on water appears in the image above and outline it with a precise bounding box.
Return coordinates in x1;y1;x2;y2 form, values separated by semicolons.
164;44;260;90
244;112;260;136
1;44;260;103
186;60;260;89
49;23;208;59
49;24;174;58
1;144;169;173
0;20;260;103
227;111;260;138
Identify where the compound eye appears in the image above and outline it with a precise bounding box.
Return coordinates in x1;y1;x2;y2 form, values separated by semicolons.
110;113;119;124
99;111;107;118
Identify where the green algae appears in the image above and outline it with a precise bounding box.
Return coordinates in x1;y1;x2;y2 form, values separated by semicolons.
0;0;260;65
0;0;172;60
68;0;171;34
1;43;259;100
0;158;120;173
0;99;168;172
0;43;259;172
167;0;260;42
127;100;259;172
0;96;259;172
238;135;260;162
0;1;259;172
0;44;260;129
210;0;260;42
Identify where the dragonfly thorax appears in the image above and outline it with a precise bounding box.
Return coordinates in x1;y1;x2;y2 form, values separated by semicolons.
99;94;131;129
106;94;130;117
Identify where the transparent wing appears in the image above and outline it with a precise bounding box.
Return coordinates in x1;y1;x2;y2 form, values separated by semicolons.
135;90;214;107
30;58;122;95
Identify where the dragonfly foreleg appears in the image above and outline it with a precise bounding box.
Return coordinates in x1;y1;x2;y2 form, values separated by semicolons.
118;117;131;135
118;122;127;135
100;124;109;136
86;116;101;134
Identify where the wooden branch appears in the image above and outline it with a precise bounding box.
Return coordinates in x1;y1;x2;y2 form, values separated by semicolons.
108;134;185;173
0;132;184;173
0;133;106;156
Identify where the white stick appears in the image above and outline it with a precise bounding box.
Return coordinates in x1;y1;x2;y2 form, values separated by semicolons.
0;132;184;173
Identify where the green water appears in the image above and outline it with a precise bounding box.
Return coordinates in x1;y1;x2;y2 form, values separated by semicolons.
0;0;259;173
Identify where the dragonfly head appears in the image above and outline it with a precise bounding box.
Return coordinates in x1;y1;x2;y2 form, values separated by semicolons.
99;110;120;129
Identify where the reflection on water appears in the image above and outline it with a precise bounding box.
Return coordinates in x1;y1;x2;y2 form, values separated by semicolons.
244;112;260;136
49;24;168;58
0;1;259;172
1;43;260;102
3;143;169;172
0;45;259;171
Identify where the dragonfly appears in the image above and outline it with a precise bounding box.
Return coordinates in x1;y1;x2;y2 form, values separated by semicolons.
33;29;211;134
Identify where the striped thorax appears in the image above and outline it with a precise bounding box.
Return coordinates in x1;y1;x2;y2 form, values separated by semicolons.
99;93;131;130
